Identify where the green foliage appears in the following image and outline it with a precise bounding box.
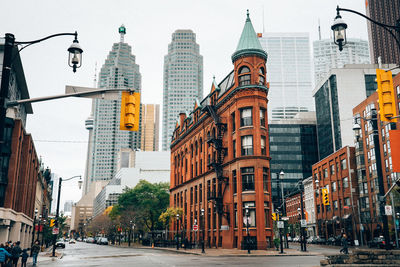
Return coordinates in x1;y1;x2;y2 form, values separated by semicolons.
159;207;183;226
273;238;280;249
110;180;170;232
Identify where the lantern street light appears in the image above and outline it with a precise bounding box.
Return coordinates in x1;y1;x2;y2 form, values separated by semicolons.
176;214;180;250
331;5;400;62
30;208;39;256
200;208;205;253
52;175;82;257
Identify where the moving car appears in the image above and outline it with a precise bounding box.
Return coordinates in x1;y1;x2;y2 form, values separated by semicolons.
55;239;65;248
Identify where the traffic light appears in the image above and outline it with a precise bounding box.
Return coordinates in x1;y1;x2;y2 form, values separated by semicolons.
120;91;140;131
322;188;330;206
376;69;397;122
50;219;55;227
272;213;276;221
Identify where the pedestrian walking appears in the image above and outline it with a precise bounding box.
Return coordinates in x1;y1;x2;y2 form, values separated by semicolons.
20;249;28;267
31;240;41;266
10;242;21;267
340;234;349;254
0;245;11;267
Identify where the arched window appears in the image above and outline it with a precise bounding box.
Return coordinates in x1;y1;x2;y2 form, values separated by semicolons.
258;67;265;85
239;66;251;86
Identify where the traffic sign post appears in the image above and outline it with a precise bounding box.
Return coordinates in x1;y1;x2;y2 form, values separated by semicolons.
193;224;198;231
300;219;307;227
277;221;284;229
52;227;59;235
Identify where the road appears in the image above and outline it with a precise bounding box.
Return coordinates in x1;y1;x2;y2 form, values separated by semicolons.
31;242;324;267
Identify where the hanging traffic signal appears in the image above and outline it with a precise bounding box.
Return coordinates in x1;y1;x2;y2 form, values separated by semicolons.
322;188;330;206
120;91;140;131
272;213;276;221
376;69;397;122
50;219;55;227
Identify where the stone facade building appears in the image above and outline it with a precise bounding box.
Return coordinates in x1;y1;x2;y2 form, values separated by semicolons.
169;12;273;249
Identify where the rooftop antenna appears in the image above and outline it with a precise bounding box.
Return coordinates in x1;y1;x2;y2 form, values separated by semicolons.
262;5;265;33
318;18;321;40
93;62;98;88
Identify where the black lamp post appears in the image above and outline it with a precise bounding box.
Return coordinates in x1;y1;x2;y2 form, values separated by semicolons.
245;205;250;254
298;181;307;252
52;175;82;257
332;5;400;60
176;214;180;250
0;32;83;165
30;208;38;256
277;208;284;254
128;220;132;247
37;215;42;241
353;110;391;250
201;208;205;253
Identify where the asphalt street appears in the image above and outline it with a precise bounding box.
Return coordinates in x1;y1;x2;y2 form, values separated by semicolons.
28;242;325;267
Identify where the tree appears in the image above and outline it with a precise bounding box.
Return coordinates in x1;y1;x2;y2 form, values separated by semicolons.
159;207;183;227
111;180;170;234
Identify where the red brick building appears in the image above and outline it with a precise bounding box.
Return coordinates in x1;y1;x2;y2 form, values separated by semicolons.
312;146;360;242
352;76;400;243
285;191;302;226
169;12;273;249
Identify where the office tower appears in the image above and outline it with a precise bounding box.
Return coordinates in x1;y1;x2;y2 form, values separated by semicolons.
366;0;400;64
83;25;142;195
140;104;160;151
313;38;370;84
313;64;398;160
162;29;203;151
258;32;313;119
269;112;319;209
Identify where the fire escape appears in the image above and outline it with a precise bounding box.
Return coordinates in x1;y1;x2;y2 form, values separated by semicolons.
204;104;230;223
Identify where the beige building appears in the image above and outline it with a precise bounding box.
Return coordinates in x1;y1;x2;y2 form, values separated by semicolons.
140;104;160;151
70;181;107;236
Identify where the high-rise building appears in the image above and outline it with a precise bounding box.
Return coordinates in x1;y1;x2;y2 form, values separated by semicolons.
313;64;398;160
313;38;370;84
162;29;203;151
140;104;160;151
366;0;400;64
63;200;74;213
269;112;319;209
258;32;313;119
83;25;142;195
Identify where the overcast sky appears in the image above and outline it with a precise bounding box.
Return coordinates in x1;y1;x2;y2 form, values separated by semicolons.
2;0;368;210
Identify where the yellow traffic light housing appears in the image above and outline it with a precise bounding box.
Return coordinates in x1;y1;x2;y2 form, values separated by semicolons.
50;219;55;227
120;91;140;131
322;188;330;206
272;213;276;221
376;69;397;122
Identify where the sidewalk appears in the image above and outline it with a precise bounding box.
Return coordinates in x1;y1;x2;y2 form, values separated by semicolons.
111;243;322;257
26;247;64;265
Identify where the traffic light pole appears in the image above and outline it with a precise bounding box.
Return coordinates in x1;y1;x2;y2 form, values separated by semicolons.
52;177;62;257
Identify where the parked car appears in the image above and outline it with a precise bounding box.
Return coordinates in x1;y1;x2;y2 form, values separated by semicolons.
327;236;342;246
69;239;76;244
316;237;326;245
368;237;394;249
55;239;65;248
98;237;109;245
292;236;300;242
86;237;95;243
306;236;316;244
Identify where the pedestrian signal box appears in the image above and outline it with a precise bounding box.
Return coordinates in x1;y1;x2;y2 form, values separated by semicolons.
120;91;140;131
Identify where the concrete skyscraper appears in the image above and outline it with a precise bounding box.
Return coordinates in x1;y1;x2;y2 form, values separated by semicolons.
313;38;370;84
140;104;160;151
258;32;313;120
366;0;400;64
162;29;203;151
82;25;142;195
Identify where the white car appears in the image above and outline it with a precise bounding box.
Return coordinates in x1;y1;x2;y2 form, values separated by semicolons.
69;239;76;244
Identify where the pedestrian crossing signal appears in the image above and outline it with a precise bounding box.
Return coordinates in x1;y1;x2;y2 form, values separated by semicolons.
322;188;330;206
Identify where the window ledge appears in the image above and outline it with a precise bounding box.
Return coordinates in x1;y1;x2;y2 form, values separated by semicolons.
239;126;253;130
242;190;256;194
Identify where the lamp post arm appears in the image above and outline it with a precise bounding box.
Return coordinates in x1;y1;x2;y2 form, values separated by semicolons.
14;32;77;45
338;7;399;30
62;175;81;182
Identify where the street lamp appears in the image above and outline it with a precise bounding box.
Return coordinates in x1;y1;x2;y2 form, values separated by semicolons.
128;220;132;247
278;170;288;248
37;215;42;241
52;175;82;257
176;214;180;250
353;110;391;250
245;205;250;254
277;208;284;254
30;208;38;256
200;208;205;253
298;181;307;252
332;5;400;60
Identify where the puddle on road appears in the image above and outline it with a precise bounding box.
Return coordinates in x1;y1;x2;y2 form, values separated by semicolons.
82;254;143;259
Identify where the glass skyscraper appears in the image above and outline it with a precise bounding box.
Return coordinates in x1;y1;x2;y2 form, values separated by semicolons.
313;38;370;84
83;25;142;195
258;32;313;120
162;29;203;151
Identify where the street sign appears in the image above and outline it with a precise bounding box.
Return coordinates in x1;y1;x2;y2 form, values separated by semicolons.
277;221;284;229
52;227;59;235
385;205;393;216
300;219;307;227
193;224;198;231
